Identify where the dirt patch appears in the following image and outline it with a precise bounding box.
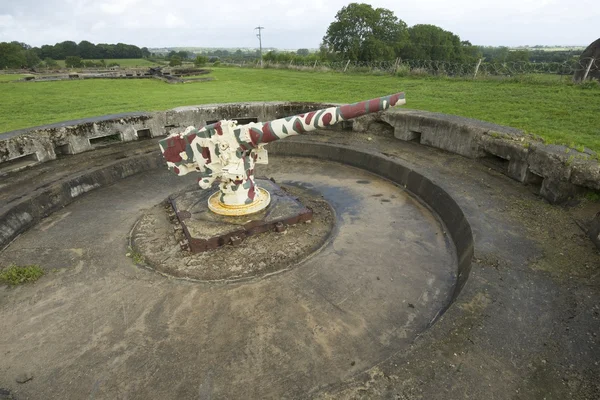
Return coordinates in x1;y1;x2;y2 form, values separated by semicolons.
130;184;334;283
504;198;600;281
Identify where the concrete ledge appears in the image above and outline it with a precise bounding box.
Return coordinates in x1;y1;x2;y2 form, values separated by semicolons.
2;103;598;204
0;152;163;251
382;108;599;204
0;113;164;172
0;103;337;174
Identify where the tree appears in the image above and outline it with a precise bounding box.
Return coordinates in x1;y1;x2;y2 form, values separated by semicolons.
23;50;41;68
78;40;98;59
296;48;310;56
65;56;83;68
400;24;469;62
44;57;58;68
506;50;530;63
194;55;208;67
54;41;78;59
323;3;407;61
478;46;510;62
169;56;182;67
0;42;42;68
0;42;26;68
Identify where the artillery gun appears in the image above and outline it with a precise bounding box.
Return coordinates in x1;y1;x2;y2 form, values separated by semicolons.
159;92;406;216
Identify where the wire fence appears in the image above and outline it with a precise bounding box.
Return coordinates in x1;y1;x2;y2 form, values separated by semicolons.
237;57;599;81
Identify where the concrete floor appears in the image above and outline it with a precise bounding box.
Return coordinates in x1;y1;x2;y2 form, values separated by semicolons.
0;157;456;399
0;131;599;400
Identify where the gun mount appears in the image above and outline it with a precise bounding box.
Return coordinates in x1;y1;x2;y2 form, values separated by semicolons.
159;92;406;216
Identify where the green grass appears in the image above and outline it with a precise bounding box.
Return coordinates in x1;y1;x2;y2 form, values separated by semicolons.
0;265;44;285
585;190;600;202
183;74;213;79
126;246;144;264
1;68;599;152
0;74;30;81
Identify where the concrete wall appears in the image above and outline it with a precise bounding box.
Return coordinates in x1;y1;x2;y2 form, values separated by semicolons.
1;102;598;204
381;109;599;204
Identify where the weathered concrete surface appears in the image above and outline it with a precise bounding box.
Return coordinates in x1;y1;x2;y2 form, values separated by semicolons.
132;183;334;282
167;179;313;252
588;212;600;249
0;113;164;167
0;130;599;400
278;132;600;399
2;104;599;205
0;157;457;399
0;140;161;251
382;108;599;204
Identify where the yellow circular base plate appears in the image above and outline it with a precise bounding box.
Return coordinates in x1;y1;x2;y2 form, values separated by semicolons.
208;188;271;216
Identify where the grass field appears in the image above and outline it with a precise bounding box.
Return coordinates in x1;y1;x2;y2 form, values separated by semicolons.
0;74;32;81
1;68;598;152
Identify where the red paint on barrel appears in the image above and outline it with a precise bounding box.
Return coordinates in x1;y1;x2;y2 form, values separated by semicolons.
261;123;278;143
368;98;380;112
173;166;180;174
305;111;316;125
248;182;256;200
322;112;333;126
249;127;262;146
293;119;305;134
162;136;187;163
389;93;403;106
338;102;365;120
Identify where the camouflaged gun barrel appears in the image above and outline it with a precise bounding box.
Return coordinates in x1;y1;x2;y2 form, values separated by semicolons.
159;92;406;215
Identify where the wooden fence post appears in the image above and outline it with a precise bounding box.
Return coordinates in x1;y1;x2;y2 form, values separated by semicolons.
582;57;595;81
313;60;318;69
395;57;403;74
473;58;483;78
343;60;351;72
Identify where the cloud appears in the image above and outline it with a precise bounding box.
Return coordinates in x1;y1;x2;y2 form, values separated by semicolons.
0;0;598;48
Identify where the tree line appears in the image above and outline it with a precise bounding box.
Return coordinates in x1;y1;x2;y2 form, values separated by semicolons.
256;3;579;65
0;40;150;69
1;3;583;70
318;3;582;64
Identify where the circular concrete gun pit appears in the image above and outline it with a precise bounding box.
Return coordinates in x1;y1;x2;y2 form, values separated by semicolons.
0;156;458;399
131;181;336;282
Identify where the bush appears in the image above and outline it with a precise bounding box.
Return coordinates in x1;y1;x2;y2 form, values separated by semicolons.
44;57;58;68
194;55;208;67
83;60;103;68
579;80;600;90
395;64;411;77
107;62;120;68
65;56;83;68
169;56;182;67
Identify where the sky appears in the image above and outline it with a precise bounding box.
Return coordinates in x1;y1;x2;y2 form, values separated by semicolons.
0;0;598;49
